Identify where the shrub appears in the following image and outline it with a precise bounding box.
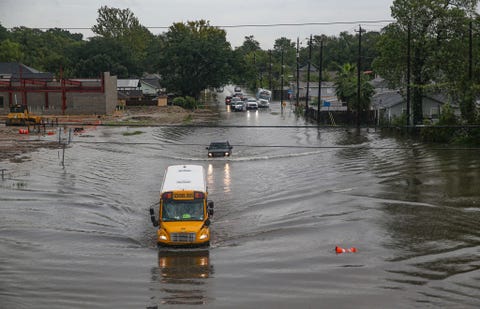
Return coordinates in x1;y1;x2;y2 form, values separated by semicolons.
420;103;458;143
184;96;197;110
172;97;186;108
171;96;197;110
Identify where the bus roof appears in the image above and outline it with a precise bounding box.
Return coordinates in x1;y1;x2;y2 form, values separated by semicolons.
161;165;207;193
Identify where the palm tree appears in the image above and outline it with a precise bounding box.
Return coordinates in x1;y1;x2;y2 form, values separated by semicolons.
334;63;374;113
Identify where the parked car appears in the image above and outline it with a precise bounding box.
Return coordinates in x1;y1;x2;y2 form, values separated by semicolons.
246;98;259;110
206;141;233;157
225;96;232;105
234;86;241;92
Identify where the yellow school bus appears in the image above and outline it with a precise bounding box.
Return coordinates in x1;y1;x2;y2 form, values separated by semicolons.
150;165;214;246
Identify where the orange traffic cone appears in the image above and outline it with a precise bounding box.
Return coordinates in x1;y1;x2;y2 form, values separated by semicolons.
335;246;357;254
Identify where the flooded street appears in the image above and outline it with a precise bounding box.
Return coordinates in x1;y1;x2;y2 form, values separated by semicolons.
1;92;480;308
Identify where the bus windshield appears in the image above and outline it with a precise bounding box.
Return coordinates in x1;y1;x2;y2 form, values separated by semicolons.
162;200;204;221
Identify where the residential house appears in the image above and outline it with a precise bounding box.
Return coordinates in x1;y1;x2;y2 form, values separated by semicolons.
117;76;163;99
290;81;346;111
0;62;54;82
298;64;319;81
371;77;460;124
140;74;163;98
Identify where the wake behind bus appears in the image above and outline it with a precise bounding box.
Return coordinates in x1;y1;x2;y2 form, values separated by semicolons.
150;165;214;247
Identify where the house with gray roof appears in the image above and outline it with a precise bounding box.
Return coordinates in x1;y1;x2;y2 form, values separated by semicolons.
0;62;54;82
117;76;163;99
370;78;460;124
290;81;346;111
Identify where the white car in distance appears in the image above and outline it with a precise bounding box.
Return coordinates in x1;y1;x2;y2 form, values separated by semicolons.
245;98;258;110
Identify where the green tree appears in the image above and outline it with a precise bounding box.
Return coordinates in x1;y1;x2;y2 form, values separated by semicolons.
142;34;164;74
92;6;154;74
334;63;374;113
0;23;9;41
71;37;134;77
0;39;24;62
272;37;296;90
7;26;83;75
236;35;261;54
158;20;232;99
374;0;478;124
231;36;270;90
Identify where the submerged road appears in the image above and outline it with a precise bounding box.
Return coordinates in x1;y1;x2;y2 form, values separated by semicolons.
1;87;480;308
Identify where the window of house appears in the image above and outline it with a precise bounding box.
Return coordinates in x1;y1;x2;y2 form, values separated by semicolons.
0;96;4;108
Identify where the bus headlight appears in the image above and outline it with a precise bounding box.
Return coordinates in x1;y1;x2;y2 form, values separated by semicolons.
225;152;229;156
208;153;213;157
199;233;208;240
157;229;168;241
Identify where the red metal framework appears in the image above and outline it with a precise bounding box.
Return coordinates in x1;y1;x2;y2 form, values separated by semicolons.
0;74;105;114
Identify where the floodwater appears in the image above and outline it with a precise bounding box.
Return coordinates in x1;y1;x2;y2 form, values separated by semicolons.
1;89;480;308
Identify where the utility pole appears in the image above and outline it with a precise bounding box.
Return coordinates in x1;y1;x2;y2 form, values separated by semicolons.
305;35;312;116
281;49;284;112
317;40;323;122
269;50;272;90
296;37;300;107
355;26;365;128
253;51;257;89
467;19;474;123
406;24;411;127
469;20;473;82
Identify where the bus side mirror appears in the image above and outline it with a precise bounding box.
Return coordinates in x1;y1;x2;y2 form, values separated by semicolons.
207;201;214;216
149;207;159;227
204;218;211;227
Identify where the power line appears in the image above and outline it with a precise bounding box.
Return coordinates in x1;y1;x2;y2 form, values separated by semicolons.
6;19;395;31
175;20;395;29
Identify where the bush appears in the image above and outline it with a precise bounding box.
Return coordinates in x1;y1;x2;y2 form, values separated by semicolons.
420;103;458;143
391;114;407;127
184;96;197;110
171;96;197;110
172;97;186;108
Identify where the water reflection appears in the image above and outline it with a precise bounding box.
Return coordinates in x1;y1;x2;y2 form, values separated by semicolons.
207;164;214;187
150;249;213;306
223;163;231;193
207;163;231;193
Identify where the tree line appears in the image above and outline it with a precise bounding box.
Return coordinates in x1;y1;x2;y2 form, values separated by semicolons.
0;1;479;131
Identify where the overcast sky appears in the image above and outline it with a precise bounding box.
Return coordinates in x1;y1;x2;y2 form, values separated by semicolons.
0;0;395;49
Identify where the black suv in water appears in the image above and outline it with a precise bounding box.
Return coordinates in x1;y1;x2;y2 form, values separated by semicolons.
206;141;233;157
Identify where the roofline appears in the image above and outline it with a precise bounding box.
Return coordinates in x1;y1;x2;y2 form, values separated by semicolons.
161;164;207;193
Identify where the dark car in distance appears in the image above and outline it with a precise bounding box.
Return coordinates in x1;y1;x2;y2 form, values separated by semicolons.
206;141;233;157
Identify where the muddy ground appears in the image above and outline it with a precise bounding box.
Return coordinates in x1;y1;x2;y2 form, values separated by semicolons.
0;105;220;163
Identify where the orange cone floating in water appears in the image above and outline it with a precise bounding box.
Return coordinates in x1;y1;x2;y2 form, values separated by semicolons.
335;246;357;254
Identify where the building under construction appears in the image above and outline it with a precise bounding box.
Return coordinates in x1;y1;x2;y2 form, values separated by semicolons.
0;63;117;116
